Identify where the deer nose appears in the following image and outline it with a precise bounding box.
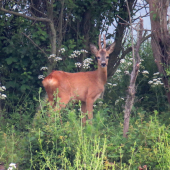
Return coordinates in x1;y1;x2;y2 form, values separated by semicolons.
101;62;106;67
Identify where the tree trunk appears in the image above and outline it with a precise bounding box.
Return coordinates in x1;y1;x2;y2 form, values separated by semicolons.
148;0;170;104
123;18;144;138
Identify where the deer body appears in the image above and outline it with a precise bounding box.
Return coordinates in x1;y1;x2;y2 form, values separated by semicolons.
42;35;115;124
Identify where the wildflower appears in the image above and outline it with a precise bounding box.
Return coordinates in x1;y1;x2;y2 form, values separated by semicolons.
81;49;88;53
112;84;117;86
153;72;159;75
153;79;157;81
40;67;48;71
142;70;149;74
59;48;65;53
156;80;161;84
69;53;77;58
148;81;153;84
59;136;63;140
115;99;119;105
93;105;96;107
153;82;158;85
107;83;112;86
54;57;62;61
127;62;132;66
73;50;81;55
0;93;7;99
98;101;103;104
120;59;125;63
0;86;6;91
38;75;45;79
48;54;56;59
116;69;121;73
83;58;93;69
157;78;162;80
75;62;82;68
129;58;133;61
7;163;16;170
124;71;129;74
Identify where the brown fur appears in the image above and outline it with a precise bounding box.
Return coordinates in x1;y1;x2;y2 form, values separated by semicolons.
42;35;115;124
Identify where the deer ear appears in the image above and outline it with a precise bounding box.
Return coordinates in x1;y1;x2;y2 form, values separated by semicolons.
106;42;115;54
90;44;98;56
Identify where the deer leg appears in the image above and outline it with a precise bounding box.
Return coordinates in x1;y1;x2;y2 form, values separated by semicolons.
81;101;87;126
86;98;94;124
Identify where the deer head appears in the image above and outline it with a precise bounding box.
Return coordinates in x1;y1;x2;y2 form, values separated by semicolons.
90;34;115;68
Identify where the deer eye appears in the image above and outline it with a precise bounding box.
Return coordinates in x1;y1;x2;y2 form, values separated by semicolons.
106;56;109;59
97;56;100;60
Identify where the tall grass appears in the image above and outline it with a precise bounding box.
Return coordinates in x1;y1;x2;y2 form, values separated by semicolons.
1;97;170;170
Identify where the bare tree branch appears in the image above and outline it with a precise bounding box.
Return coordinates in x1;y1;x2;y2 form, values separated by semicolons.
22;32;48;57
0;7;51;22
121;33;151;59
123;1;144;138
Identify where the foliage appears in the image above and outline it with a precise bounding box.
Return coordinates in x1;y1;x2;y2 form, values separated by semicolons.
0;1;170;169
104;41;167;115
1;100;170;169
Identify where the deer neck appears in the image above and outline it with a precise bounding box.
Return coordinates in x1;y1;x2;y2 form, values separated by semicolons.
97;66;107;85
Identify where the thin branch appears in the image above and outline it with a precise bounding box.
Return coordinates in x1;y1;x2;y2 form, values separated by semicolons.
0;7;51;22
29;4;47;17
126;0;135;67
121;33;151;58
22;32;48;57
123;0;144;138
132;12;149;22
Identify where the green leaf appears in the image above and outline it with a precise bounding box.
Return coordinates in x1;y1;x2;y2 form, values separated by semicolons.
5;57;18;65
6;81;17;88
20;84;30;91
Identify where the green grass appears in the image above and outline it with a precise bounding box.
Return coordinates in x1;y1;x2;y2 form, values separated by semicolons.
1;98;170;170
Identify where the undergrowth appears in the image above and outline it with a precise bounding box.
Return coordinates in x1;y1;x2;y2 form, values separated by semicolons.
0;94;170;170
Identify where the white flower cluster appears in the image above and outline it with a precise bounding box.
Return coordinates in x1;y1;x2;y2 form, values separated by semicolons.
54;57;62;62
115;97;124;105
120;59;125;63
48;54;56;59
148;72;164;86
124;71;129;74
75;62;82;68
38;75;45;79
107;83;117;86
48;54;63;62
81;49;88;53
148;78;163;86
83;58;93;69
98;101;103;105
59;48;65;53
7;163;16;170
127;62;132;66
142;70;149;74
0;86;7;99
69;49;88;58
0;86;6;91
153;72;159;75
40;67;48;71
116;69;121;73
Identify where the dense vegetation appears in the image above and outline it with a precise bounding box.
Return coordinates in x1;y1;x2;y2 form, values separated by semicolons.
0;0;170;169
1;39;169;169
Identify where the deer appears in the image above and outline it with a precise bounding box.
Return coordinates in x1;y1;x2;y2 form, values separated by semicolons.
42;34;115;125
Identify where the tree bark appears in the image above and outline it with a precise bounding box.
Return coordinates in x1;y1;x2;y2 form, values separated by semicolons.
123;18;144;138
148;0;170;104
